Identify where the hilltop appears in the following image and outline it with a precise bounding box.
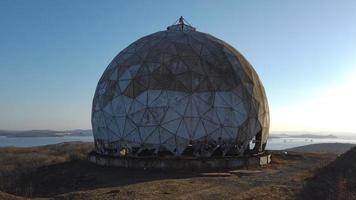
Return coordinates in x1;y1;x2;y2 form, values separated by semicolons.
286;143;356;154
0;142;345;200
298;146;356;199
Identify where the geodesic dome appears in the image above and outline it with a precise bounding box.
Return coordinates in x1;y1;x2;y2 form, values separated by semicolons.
92;18;269;157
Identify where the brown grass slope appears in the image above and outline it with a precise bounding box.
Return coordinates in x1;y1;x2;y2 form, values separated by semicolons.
0;142;93;197
0;142;338;200
298;146;356;200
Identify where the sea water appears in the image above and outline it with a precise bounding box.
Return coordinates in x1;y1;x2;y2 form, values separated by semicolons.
0;135;94;147
266;137;356;150
1;135;356;150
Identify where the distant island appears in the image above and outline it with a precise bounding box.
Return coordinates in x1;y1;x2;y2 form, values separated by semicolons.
0;129;92;138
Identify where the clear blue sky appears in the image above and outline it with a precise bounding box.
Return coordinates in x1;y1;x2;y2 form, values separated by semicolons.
1;0;356;132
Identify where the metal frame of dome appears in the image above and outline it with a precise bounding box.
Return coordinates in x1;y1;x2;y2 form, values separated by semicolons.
91;17;269;158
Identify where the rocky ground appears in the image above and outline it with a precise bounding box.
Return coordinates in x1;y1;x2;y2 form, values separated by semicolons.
0;142;347;199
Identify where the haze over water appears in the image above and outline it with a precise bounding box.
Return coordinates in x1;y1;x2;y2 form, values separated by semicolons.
1;135;356;150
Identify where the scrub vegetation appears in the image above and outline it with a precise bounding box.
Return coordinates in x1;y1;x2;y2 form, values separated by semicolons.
1;142;355;199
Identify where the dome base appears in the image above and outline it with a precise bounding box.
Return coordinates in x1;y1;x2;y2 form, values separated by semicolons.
88;152;271;170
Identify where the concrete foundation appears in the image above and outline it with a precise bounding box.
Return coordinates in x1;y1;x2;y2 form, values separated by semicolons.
88;152;271;170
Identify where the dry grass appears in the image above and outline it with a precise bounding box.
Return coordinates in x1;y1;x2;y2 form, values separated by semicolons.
298;146;356;200
0;143;341;200
0;142;93;197
0;191;24;200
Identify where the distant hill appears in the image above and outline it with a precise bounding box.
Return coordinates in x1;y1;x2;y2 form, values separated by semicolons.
0;129;92;137
270;133;338;139
286;143;356;154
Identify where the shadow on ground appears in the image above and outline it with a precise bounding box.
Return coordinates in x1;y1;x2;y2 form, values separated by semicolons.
297;146;356;200
0;143;344;200
8;159;200;197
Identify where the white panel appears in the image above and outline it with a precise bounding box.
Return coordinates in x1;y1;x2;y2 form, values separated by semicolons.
149;107;166;124
161;118;181;134
103;102;113;115
176;119;189;139
118;79;131;91
124;128;140;144
144;128;160;145
202;119;219;135
147;63;160;72
97;127;110;140
185;97;199;117
208;128;222;141
96;112;107;128
111;95;131;116
123;118;136;136
193;119;206;140
139;126;157;143
148;90;163;106
167;91;188;105
108;119;120;134
232;110;247;127
159;127;174;143
128;99;145;114
232;101;247;117
107;129;121;141
222;127;235;140
114;117;126;137
197;92;214;105
203;108;220;124
183;117;199;138
193;94;210;115
162;108;181;124
215;107;228;125
109;68;119;80
219;92;234;106
136;91;148;105
128;110;145;125
98;82;107;95
171;95;190;115
214;92;230;108
119;64;141;80
150;91;168;107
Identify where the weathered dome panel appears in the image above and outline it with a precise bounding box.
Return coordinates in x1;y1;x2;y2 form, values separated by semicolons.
92;20;269;157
